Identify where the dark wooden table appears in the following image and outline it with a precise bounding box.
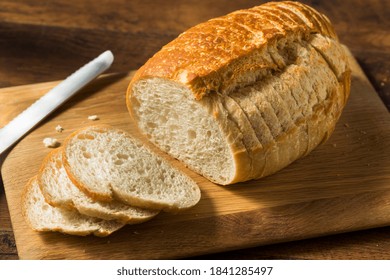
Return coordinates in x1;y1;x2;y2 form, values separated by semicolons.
1;0;389;260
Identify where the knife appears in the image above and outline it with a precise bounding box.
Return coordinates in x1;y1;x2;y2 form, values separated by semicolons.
0;50;114;155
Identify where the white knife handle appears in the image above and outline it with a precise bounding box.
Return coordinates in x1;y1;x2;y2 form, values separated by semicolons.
0;50;114;154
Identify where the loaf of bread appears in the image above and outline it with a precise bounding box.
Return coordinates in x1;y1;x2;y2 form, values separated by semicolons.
127;1;351;185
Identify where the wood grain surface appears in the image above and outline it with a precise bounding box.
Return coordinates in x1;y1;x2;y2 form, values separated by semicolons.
1;0;389;260
1;52;389;259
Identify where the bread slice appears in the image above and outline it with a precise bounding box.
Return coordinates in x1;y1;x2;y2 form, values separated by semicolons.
62;125;201;211
38;148;160;223
220;95;265;180
22;176;124;237
127;1;350;185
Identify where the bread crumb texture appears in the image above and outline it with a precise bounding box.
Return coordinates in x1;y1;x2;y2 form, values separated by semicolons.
55;125;64;133
88;115;99;121
43;137;60;148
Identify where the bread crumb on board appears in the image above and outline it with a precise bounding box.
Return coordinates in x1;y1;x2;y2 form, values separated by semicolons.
88;115;99;121
43;137;60;148
55;125;64;133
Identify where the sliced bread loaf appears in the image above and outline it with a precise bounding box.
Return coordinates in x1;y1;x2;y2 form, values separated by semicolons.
62;125;201;211
38;148;160;223
127;1;350;185
22;176;124;237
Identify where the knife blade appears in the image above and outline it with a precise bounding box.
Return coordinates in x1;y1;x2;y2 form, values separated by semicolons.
0;50;114;155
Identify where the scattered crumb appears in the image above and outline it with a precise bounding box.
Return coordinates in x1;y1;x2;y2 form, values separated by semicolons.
360;130;367;135
344;123;350;128
380;82;385;87
133;231;140;235
43;137;60;148
88;115;99;121
107;240;111;244
55;125;64;133
332;143;337;148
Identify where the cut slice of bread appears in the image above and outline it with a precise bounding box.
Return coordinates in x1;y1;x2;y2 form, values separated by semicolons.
38;148;160;223
22;176;124;237
62;125;201;212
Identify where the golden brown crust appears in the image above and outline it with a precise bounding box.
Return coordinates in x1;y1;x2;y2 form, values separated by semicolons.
127;1;338;102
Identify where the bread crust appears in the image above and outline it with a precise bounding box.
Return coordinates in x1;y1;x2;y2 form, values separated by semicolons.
127;1;351;185
127;1;337;101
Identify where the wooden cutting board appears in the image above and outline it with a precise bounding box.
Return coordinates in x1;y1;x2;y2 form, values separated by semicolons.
1;51;390;260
